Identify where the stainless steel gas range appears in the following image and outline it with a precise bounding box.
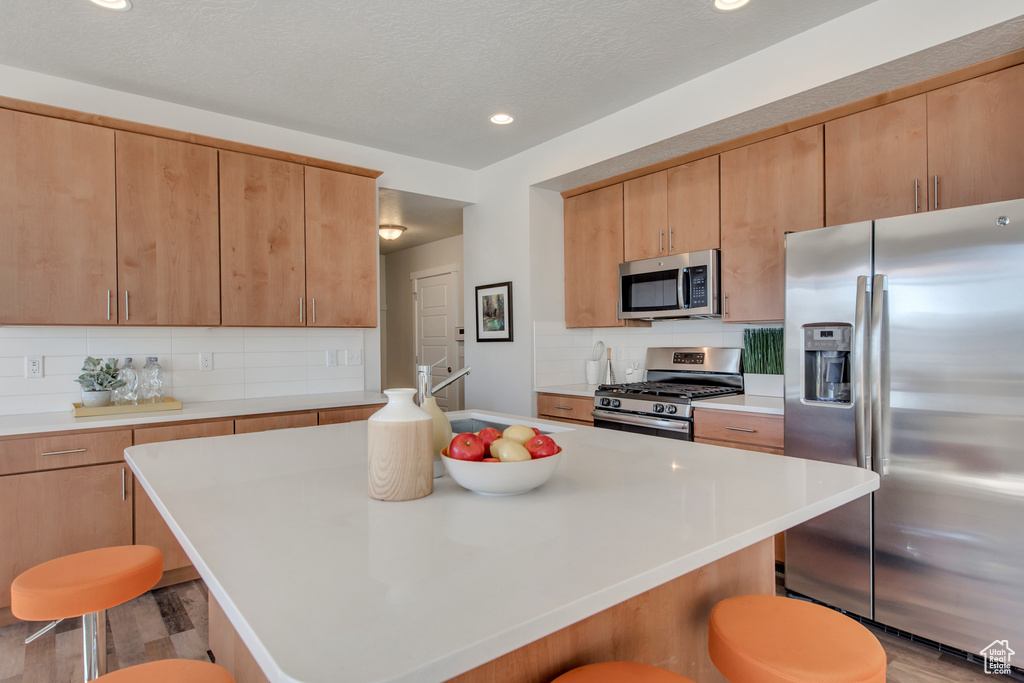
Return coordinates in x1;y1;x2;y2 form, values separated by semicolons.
591;347;743;441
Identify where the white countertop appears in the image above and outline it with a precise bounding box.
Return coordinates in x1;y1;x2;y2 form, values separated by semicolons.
534;384;599;397
696;394;785;415
0;391;387;438
126;409;874;683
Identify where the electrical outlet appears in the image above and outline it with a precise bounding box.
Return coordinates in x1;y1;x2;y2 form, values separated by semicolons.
326;350;339;367
345;349;362;366
199;352;214;372
25;356;43;379
616;347;625;360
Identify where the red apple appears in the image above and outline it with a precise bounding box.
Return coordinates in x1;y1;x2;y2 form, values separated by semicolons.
448;433;485;461
524;435;559;459
477;427;502;451
483;457;501;463
532;427;542;436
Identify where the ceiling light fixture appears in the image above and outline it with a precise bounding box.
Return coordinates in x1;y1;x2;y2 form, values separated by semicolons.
89;0;132;10
489;113;514;125
712;0;750;11
378;224;406;241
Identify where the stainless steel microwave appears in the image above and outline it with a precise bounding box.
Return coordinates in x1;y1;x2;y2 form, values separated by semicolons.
618;250;721;320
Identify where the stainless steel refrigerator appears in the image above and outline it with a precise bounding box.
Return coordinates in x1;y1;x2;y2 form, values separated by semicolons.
783;198;1024;656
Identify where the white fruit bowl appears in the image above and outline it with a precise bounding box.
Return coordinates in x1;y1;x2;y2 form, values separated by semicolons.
441;448;562;496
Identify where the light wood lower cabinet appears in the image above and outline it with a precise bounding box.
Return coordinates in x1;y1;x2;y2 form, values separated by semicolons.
133;420;235;573
318;404;381;425
235;412;318;434
0;429;132;477
537;393;594;425
0;463;133;611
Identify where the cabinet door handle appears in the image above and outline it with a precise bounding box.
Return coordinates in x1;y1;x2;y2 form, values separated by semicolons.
299;298;304;323
121;467;126;501
41;448;87;456
312;298;316;324
124;290;129;321
106;290;111;321
669;228;674;253
934;175;939;210
554;405;573;410
914;179;919;213
659;230;664;253
724;292;729;318
725;426;756;433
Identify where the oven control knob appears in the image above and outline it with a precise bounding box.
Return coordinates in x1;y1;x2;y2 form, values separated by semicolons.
665;404;677;415
611;399;621;408
653;403;665;413
600;398;611;407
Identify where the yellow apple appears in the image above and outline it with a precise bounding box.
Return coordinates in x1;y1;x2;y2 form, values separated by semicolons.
502;424;535;445
490;438;531;462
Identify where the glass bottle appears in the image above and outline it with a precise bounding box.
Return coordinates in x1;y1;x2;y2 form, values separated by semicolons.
139;357;164;404
115;358;138;406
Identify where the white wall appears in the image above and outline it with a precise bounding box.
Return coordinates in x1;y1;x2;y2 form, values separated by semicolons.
383;235;464;391
464;0;1024;416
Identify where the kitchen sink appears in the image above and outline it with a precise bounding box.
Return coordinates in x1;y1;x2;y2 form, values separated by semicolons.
448;412;573;436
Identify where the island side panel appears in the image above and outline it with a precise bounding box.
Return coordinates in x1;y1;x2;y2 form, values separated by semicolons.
448;538;773;683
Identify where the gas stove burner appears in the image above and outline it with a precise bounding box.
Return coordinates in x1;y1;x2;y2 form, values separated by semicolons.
598;381;739;399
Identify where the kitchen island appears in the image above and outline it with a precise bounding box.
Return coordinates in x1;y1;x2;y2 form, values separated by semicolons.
125;410;877;683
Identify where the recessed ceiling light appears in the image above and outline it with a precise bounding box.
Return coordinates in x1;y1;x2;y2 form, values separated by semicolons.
489;113;514;125
89;0;132;10
713;0;750;11
378;225;406;241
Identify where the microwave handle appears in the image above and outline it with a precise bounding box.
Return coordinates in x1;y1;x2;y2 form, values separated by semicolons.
680;268;691;309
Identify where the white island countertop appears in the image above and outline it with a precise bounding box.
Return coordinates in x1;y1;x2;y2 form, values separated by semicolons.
126;410;875;683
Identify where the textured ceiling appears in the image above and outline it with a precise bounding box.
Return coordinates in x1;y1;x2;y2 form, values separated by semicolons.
0;0;878;170
378;189;469;256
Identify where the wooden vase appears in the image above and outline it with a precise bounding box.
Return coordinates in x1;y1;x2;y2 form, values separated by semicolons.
367;388;433;501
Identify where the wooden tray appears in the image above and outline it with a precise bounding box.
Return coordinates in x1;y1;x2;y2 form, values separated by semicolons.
72;397;184;418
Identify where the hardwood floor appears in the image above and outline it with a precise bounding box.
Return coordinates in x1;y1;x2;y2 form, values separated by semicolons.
1;576;1018;682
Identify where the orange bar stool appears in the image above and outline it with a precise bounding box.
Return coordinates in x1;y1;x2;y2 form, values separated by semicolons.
553;662;696;682
709;595;887;683
93;660;234;682
11;545;164;682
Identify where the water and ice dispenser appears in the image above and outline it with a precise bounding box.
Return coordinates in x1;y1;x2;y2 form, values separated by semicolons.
802;324;852;404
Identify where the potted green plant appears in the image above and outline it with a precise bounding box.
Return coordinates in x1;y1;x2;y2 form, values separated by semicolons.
75;357;125;408
743;328;784;397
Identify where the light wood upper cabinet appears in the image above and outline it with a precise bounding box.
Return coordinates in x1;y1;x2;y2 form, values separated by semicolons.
0;463;132;610
721;126;824;323
305;167;378;327
0;109;117;325
624;171;668;261
220;150;306;326
564;184;625;329
927;63;1024;210
116;132;221;326
666;155;720;253
825;95;928;227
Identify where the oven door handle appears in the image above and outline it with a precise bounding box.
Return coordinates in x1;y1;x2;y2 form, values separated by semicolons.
591;409;691;433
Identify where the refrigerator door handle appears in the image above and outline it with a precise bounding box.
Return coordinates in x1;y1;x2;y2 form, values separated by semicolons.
854;275;871;470
870;273;889;476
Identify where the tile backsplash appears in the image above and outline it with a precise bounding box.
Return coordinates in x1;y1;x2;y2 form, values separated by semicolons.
0;326;367;415
534;319;755;387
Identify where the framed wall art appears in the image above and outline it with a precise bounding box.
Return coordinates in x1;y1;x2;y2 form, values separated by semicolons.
475;281;513;342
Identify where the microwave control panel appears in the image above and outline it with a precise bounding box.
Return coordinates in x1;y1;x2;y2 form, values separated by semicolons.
685;266;708;309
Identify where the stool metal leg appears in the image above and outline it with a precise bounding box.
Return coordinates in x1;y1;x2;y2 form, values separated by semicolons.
82;609;107;682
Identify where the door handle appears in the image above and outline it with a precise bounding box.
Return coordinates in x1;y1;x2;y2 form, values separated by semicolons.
447;367;452;373
659;230;664;253
853;275;870;470
299;298;303;323
933;175;939;210
914;179;919;213
870;274;889;476
124;290;129;321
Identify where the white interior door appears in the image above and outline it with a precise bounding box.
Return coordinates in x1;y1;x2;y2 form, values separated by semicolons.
414;269;459;411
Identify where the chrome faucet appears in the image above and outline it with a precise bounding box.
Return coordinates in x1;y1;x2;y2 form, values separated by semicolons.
416;360;471;405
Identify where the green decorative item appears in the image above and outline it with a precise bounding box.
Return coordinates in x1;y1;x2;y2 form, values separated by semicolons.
743;328;784;375
75;356;126;391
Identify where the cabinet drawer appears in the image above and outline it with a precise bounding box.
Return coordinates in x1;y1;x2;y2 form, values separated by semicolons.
235;412;317;434
134;419;234;445
319;405;381;425
0;429;133;477
693;409;783;449
537;393;594;424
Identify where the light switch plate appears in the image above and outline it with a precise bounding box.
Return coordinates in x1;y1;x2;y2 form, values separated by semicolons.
345;349;362;366
326;350;339;367
25;356;43;379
